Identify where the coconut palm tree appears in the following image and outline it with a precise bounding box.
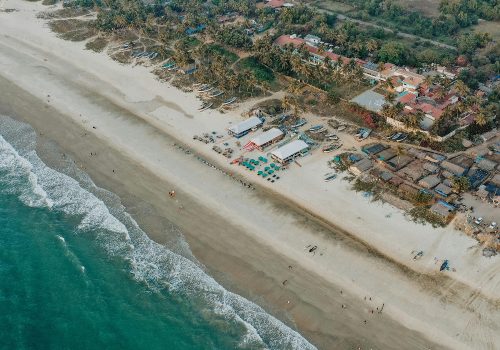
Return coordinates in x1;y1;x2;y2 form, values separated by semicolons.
385;91;397;104
475;112;488;126
366;39;378;54
454;79;470;97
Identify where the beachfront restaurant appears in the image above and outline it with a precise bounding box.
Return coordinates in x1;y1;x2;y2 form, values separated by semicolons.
270;140;309;164
244;127;284;151
228;116;264;138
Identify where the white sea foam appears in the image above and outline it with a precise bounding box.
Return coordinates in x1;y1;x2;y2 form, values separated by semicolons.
0;136;53;208
0;117;317;350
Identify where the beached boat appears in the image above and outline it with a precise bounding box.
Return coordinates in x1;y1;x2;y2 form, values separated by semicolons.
292;119;307;128
324;174;337;181
337;125;346;131
310;127;326;134
198;102;213;111
308;125;323;132
322;144;337;153
209;90;223;98
222;97;236;105
197;84;212;93
322;143;341;153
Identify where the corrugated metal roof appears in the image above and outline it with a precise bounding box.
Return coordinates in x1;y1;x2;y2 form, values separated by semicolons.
228;116;263;134
251;128;284;146
271;140;308;160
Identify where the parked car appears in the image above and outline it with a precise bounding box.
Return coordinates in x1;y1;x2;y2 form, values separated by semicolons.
474;217;483;225
489;222;497;230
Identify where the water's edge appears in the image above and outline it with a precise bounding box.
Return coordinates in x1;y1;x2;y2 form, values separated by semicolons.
0;114;317;350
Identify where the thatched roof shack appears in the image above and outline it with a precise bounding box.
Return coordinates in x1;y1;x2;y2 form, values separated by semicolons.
435;183;452;197
349;158;373;175
430;201;455;218
440;160;467;176
418;175;441;189
386;155;413;171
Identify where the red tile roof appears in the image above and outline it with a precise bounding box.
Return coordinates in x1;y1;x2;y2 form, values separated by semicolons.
274;35;365;67
398;92;417;104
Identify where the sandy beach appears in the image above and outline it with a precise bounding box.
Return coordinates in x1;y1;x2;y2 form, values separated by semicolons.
1;1;499;349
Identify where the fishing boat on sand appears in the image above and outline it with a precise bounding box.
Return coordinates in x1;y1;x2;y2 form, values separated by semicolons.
197;84;212;93
308;125;323;132
292;119;307;128
322;144;341;153
324;174;337;181
209;89;223;98
198;102;213;111
222;97;236;105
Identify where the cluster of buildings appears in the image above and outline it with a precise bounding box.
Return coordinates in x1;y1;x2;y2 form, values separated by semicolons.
273;34;474;133
347;142;500;219
274;34;365;68
228;115;310;164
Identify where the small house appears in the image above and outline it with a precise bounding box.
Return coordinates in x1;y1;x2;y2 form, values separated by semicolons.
349;158;373;175
418;175;441;189
434;183;452;197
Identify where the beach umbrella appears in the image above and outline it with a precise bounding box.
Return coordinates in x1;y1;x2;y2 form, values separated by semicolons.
265;166;270;171
258;171;263;175
268;170;274;174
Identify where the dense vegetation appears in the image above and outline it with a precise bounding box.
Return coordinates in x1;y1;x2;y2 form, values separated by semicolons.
323;0;499;44
60;0;498;135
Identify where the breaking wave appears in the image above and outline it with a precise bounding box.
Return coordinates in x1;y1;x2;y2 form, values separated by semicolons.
0;116;316;350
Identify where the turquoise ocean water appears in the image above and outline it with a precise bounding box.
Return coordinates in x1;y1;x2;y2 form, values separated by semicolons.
0;116;316;350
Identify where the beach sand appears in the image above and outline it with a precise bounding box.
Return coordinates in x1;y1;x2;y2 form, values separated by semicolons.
1;2;499;349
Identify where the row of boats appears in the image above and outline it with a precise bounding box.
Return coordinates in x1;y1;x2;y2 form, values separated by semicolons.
196;83;236;111
132;51;158;59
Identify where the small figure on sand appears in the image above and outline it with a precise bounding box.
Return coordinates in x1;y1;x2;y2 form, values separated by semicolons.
282;280;288;286
169;190;176;198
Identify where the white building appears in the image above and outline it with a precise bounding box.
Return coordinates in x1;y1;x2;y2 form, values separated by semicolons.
228;116;263;138
244;128;284;150
271;140;309;164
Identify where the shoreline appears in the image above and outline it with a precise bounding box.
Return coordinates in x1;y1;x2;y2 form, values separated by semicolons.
1;2;499;349
0;75;436;350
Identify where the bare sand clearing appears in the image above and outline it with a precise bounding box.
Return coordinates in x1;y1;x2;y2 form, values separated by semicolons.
1;1;499;349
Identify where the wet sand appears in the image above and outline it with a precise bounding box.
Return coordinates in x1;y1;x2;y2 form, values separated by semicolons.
1;2;499;349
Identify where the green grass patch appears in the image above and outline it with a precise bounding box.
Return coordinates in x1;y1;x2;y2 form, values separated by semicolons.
205;44;239;63
313;0;355;14
237;56;275;82
181;36;201;49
